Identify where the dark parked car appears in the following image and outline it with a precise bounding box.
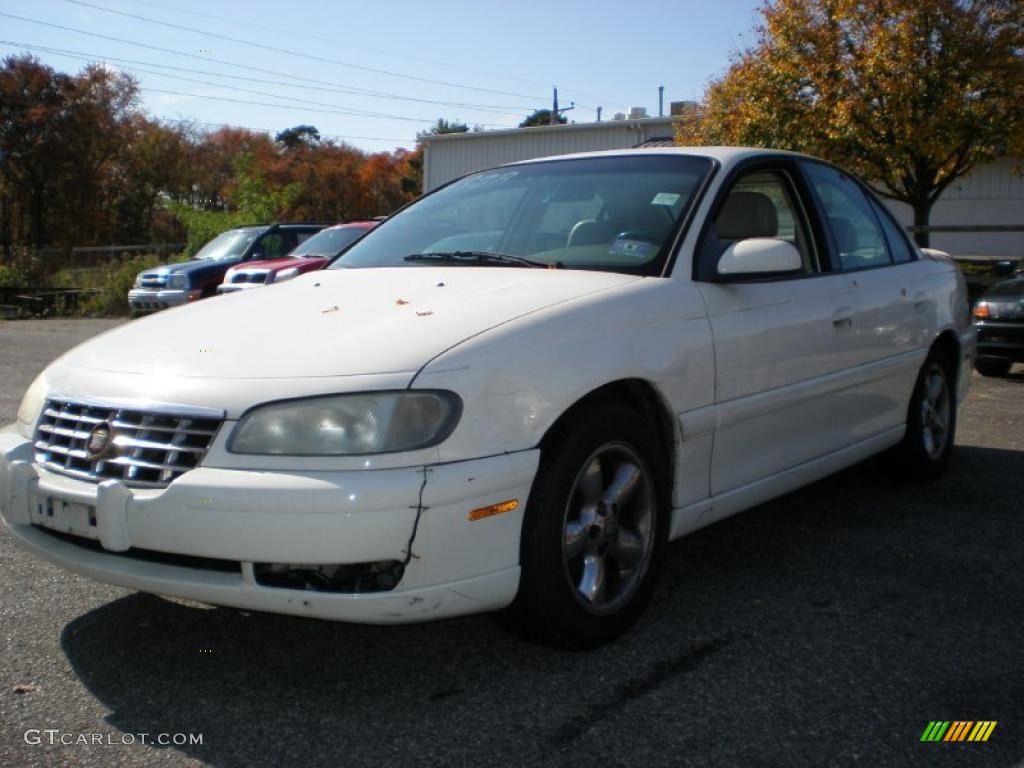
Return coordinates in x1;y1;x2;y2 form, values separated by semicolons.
973;275;1024;376
128;223;327;313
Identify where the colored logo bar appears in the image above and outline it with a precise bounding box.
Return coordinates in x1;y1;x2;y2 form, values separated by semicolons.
920;721;997;742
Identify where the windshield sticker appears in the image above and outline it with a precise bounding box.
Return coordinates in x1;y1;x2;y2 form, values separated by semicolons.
651;192;681;206
610;238;654;259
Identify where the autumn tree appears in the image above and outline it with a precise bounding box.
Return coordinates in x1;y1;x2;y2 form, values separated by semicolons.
677;0;1024;245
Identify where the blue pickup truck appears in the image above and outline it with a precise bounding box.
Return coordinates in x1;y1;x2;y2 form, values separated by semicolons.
128;223;327;314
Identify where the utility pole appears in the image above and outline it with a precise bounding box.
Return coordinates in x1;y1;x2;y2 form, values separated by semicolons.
596;106;602;122
552;87;559;125
658;85;664;117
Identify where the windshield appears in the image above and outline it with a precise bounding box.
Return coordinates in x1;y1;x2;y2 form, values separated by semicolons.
194;229;262;260
290;226;366;258
331;155;713;275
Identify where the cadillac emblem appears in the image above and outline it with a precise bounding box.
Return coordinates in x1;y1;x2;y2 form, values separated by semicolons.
85;422;114;459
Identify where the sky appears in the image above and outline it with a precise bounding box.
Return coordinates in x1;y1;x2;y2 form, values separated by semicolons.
0;0;765;154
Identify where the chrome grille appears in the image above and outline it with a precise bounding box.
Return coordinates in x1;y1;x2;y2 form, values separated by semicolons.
230;271;268;284
34;399;223;488
139;273;167;288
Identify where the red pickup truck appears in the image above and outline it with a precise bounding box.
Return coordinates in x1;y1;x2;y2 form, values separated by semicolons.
217;221;379;293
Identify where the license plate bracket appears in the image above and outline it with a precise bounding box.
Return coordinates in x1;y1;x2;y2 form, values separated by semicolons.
31;494;100;540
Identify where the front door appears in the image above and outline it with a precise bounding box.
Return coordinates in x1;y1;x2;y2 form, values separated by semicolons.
694;164;862;497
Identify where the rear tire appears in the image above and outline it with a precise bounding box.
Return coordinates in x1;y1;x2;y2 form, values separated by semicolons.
883;348;956;481
975;359;1012;378
499;403;669;649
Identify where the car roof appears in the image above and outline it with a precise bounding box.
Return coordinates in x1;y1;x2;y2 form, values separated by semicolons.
319;221;379;231
505;145;816;169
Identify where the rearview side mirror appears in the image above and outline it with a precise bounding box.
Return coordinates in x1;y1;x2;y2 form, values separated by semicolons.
717;238;801;277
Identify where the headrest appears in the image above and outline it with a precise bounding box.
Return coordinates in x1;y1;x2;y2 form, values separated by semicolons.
716;191;779;240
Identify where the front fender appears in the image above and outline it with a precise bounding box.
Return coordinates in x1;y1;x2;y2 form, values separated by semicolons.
413;278;715;463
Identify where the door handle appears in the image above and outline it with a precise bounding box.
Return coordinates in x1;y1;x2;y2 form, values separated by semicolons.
832;307;854;331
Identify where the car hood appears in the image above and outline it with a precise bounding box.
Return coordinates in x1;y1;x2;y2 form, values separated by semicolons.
227;256;326;272
60;267;641;379
152;258;240;275
983;276;1024;300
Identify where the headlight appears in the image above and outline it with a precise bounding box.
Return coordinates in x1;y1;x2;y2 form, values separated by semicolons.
168;273;188;290
229;391;461;455
16;373;46;438
273;267;300;283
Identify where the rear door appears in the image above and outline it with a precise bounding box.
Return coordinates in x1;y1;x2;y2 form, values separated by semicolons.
800;161;928;434
695;160;862;497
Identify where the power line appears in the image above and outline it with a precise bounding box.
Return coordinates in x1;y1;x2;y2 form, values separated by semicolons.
121;0;561;92
0;42;514;126
141;87;497;130
0;14;535;117
0;40;533;114
158;117;413;144
64;0;545;100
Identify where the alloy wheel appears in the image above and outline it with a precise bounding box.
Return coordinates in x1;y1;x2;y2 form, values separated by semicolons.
561;442;656;615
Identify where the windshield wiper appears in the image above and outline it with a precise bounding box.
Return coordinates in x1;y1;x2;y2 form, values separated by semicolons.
404;251;559;269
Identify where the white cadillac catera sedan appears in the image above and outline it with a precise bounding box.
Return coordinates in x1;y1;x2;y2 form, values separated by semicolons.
1;148;974;648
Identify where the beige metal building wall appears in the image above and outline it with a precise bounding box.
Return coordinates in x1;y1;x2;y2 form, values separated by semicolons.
886;157;1024;258
421;118;677;192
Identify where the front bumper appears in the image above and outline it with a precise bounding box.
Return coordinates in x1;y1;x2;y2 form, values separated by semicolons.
0;429;538;624
974;321;1024;364
127;288;194;311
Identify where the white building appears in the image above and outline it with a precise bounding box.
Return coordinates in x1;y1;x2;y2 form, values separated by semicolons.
420;121;1023;258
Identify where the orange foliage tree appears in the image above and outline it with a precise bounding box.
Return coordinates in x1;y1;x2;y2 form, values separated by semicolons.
677;0;1024;245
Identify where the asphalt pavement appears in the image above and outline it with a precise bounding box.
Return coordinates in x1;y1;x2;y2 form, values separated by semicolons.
0;318;1021;768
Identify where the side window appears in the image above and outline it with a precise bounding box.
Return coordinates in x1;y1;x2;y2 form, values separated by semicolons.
804;163;892;270
257;233;290;258
702;169;817;275
867;196;915;264
295;231;316;246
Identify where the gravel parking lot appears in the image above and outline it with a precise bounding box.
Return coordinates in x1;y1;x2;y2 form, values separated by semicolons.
1;318;1021;768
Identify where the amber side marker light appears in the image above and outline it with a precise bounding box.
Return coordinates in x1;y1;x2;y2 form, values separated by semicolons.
972;302;990;319
468;499;519;521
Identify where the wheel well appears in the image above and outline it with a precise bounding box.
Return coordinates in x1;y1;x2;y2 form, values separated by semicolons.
540;379;677;479
932;330;960;392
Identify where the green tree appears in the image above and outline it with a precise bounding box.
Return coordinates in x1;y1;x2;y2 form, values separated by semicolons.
167;153;302;255
417;118;469;139
275;124;320;150
677;0;1024;246
519;109;567;128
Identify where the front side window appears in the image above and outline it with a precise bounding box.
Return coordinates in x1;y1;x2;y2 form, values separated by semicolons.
701;169;817;276
331;155;713;275
804;162;892;271
254;232;303;260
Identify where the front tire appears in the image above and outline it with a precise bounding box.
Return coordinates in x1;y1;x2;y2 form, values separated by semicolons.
501;403;669;649
885;349;957;480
